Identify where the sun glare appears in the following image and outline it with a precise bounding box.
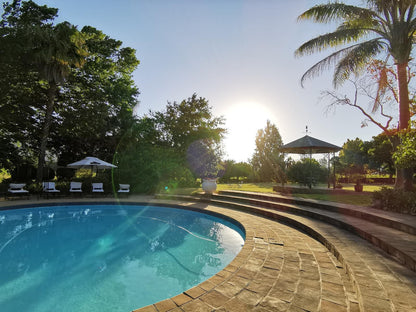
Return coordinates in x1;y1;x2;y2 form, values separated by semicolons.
223;102;274;162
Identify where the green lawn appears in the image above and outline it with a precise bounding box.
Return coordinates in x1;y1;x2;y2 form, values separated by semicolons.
167;182;378;207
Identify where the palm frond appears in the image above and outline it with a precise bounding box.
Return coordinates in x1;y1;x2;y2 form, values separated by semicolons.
295;28;369;57
333;39;386;86
300;47;350;87
298;3;377;24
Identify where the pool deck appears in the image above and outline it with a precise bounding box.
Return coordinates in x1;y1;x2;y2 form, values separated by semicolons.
1;195;415;312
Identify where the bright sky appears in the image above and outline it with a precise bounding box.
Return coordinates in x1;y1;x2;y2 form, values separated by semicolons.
31;0;382;162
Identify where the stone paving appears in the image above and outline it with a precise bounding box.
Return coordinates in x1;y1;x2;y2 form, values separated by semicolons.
134;198;416;312
1;196;415;312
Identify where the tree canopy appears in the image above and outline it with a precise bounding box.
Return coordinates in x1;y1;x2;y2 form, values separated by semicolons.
0;0;139;182
115;94;226;193
251;120;285;183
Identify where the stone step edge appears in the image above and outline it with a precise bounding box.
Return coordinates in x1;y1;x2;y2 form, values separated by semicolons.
156;193;415;273
218;190;416;235
155;194;395;311
216;193;415;271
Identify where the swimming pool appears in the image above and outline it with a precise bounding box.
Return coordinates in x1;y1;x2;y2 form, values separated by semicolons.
0;203;245;312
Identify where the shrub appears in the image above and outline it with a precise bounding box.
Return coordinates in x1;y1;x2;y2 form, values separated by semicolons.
286;159;328;187
372;187;416;214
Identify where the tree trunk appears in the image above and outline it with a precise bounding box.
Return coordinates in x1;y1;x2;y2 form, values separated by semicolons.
395;62;413;190
37;83;57;182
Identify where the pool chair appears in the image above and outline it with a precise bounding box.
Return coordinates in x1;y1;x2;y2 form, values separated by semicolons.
69;182;83;195
42;182;60;198
6;183;29;199
92;183;104;193
118;184;130;195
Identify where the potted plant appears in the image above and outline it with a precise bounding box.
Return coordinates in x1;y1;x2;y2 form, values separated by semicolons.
353;174;364;192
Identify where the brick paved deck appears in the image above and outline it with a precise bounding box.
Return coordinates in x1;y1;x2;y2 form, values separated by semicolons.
1;195;415;311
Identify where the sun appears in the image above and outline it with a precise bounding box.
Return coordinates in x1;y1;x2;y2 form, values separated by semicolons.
223;102;274;162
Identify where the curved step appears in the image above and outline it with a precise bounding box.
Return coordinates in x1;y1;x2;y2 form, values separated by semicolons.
219;190;416;235
212;192;416;273
155;194;416;311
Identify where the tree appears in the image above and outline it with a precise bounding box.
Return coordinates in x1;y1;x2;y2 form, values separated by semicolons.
338;138;368;179
393;129;416;174
150;93;226;154
363;133;396;178
286;158;328;186
0;1;88;181
296;1;416;190
322;60;416;132
53;26;139;166
220;160;253;183
0;2;139;181
34;22;88;182
0;0;58;172
115;95;226;193
251;120;285;183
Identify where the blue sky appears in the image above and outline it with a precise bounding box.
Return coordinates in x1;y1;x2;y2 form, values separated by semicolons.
32;0;383;162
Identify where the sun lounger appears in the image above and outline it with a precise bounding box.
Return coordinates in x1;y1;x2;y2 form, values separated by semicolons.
92;183;104;193
69;182;82;194
42;182;60;198
118;184;130;194
43;182;60;193
7;183;29;199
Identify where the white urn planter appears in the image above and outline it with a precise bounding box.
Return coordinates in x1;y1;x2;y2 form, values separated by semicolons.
202;178;217;194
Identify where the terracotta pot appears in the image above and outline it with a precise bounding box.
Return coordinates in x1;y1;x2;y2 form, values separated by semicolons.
354;184;363;192
202;178;217;194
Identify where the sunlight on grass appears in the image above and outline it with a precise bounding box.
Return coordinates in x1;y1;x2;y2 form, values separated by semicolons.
167;182;382;207
293;193;372;206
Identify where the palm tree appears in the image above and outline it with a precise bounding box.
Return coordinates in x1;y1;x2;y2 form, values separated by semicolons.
295;0;416;190
32;22;88;182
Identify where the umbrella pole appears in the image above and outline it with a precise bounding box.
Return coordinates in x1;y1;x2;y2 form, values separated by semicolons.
309;148;312;189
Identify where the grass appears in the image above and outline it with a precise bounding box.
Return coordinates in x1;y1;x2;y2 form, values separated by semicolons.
166;182;380;207
291;193;372;206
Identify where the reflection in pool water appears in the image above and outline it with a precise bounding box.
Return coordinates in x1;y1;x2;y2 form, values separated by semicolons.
0;204;245;312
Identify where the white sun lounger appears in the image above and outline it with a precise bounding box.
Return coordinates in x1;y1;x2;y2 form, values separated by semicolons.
43;182;60;193
92;183;104;193
42;182;60;198
118;184;130;194
69;182;82;193
7;183;29;199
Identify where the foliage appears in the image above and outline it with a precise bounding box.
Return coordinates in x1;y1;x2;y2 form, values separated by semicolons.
150;93;226;153
295;1;416;88
0;1;139;183
362;133;396;177
393;129;416;169
338;138;368;176
115;95;225;193
1;0;90;181
372;187;416;214
323;61;416;132
53;26;139;166
220;160;253;183
251;120;285;183
286;158;328;187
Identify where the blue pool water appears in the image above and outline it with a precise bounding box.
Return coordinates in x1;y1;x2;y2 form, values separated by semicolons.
0;204;245;312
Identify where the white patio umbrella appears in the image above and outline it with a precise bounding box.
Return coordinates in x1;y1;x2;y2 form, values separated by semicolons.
67;156;117;173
